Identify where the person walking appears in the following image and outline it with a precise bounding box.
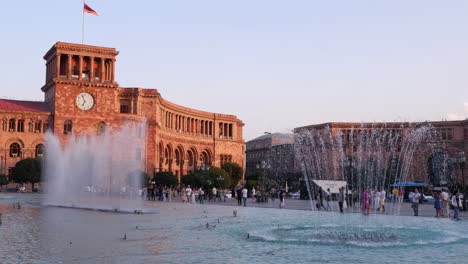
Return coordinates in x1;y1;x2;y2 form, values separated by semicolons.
338;187;345;213
242;186;248;207
252;187;256;202
212;187;217;203
411;188;421;216
451;192;462;221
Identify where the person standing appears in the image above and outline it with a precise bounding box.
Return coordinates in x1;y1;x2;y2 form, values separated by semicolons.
325;188;332;211
252;187;256;202
379;188;386;213
242;186;248;207
411;188;421;216
440;189;450;218
338;187;345;213
361;189;370;215
451;192;462;221
212;187;217;202
279;190;286;208
434;191;442;217
392;187;399;203
236;188;242;206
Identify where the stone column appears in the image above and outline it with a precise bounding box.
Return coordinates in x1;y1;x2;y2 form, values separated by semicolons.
90;56;95;81
67;54;72;79
78;56;83;81
100;58;105;82
111;59;116;82
55;53;61;79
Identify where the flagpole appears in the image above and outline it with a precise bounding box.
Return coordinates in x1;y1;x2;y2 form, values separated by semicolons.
82;0;85;44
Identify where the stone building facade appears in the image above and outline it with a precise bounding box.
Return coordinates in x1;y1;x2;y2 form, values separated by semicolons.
0;42;245;183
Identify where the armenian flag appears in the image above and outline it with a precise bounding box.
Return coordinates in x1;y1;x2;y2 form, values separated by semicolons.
84;3;98;16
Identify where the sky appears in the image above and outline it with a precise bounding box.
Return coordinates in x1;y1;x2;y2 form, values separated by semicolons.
1;0;468;140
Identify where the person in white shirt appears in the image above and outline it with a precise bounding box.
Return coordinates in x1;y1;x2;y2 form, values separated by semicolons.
252;187;256;202
411;188;421;216
212;187;217;202
379;189;386;213
451;192;462;220
242;187;248;207
440;190;450;218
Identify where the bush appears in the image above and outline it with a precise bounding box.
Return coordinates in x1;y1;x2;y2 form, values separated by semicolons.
182;166;231;189
0;174;8;187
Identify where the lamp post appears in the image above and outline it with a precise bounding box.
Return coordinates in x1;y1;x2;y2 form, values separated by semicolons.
457;151;466;211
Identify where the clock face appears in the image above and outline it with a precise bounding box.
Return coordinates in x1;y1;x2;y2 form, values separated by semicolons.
76;93;94;110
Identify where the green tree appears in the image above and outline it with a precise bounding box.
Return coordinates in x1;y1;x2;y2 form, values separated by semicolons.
127;170;151;188
221;162;243;186
182;166;231;189
12;157;42;191
0;174;9;188
154;171;178;187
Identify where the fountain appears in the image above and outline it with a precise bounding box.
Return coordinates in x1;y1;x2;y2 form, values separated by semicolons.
43;121;147;212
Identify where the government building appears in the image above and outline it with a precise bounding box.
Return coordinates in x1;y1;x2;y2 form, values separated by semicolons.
0;42;245;183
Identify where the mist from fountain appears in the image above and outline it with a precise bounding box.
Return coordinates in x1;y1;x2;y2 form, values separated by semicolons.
295;123;448;213
43;122;147;212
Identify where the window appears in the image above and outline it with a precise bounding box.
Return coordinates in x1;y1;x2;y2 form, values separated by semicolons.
8;118;15;132
120;100;130;114
35;120;42;133
10;143;21;158
437;128;454;141
17;119;25;132
64;120;73;134
35;144;44;157
1;119;6;131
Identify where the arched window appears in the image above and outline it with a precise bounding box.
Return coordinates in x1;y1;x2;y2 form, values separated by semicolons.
8;118;15;132
97;121;106;135
64;120;72;134
17;119;25;132
10;143;21;158
35;144;44;157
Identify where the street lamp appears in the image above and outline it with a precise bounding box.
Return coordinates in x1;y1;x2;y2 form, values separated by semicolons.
456;151;466;211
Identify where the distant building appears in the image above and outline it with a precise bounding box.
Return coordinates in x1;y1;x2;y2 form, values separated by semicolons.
295;121;468;186
245;133;293;177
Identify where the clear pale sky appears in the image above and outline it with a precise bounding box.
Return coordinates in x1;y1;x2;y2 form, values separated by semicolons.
1;0;467;140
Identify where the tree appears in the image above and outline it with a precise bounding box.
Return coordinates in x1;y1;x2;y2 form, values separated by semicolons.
182;166;231;189
12;157;42;191
154;171;178;187
0;174;8;189
127;170;151;188
221;162;243;186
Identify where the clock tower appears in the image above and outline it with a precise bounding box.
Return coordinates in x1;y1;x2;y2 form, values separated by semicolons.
41;42;120;142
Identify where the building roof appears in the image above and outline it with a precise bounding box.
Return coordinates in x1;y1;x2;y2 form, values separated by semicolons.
0;99;50;113
249;133;294;142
